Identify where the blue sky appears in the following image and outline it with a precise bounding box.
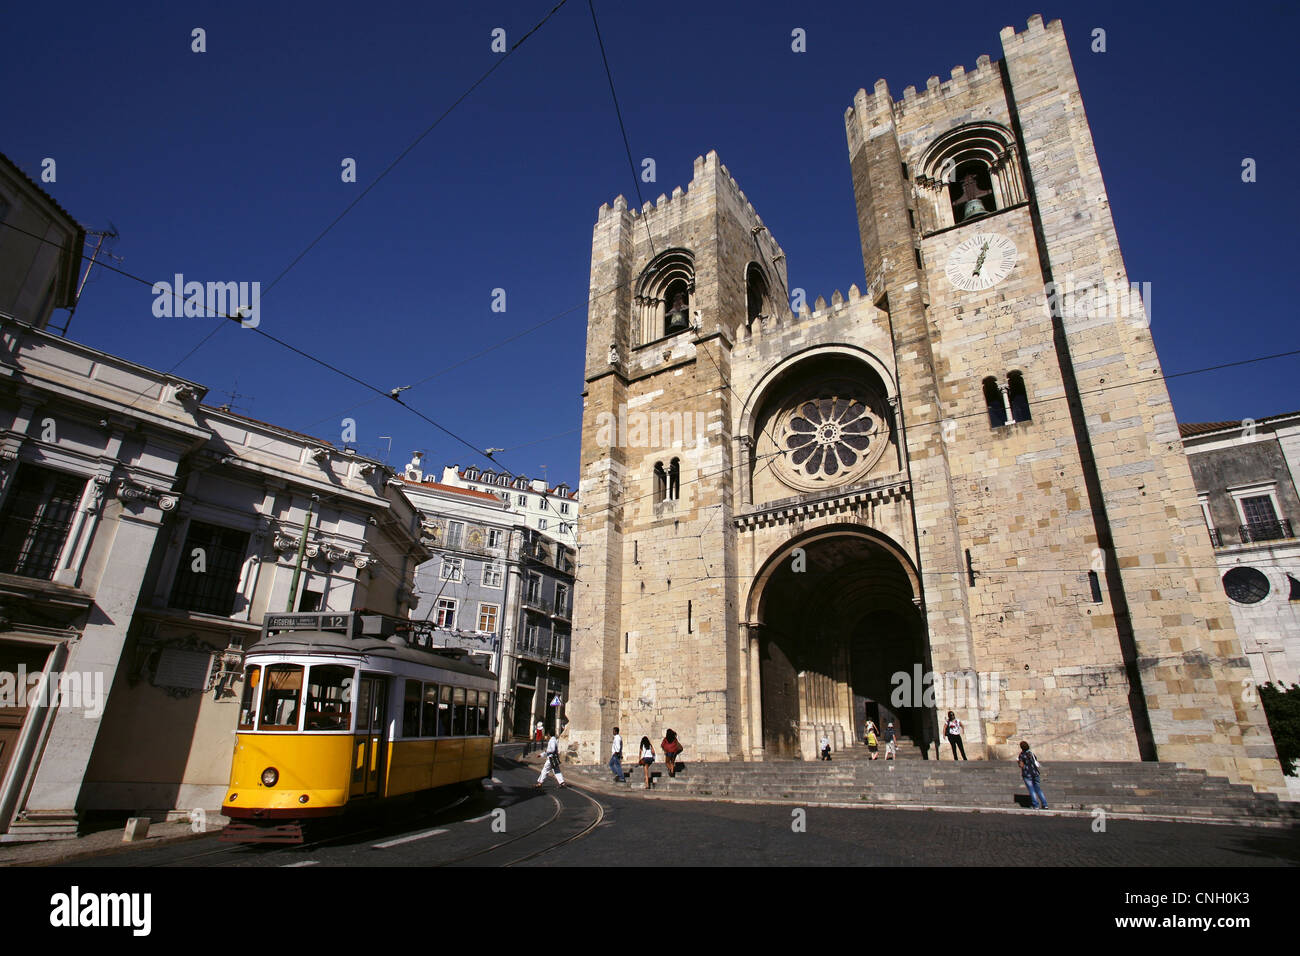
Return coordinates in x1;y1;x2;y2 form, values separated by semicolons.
6;1;1298;489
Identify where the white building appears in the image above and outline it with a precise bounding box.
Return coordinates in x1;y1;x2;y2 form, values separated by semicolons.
439;464;577;549
1183;412;1300;692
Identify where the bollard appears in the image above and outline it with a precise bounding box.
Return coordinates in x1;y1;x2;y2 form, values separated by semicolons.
122;817;151;842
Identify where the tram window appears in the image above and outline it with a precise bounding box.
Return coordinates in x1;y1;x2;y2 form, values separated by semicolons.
470;691;486;738
476;693;489;735
451;686;467;736
402;680;422;737
238;665;260;730
305;665;354;731
259;664;303;731
421;684;440;737
439;685;452;736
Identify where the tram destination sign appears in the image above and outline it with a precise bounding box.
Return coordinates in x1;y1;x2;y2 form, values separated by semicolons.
264;612;355;633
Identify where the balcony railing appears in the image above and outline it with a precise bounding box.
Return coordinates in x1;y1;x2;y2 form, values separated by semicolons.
1239;519;1293;544
516;638;568;664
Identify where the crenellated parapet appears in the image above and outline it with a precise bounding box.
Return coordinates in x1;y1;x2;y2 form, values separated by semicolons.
844;15;1059;135
737;283;882;346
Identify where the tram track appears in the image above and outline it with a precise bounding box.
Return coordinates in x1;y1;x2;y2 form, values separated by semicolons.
104;753;605;868
431;781;606;867
130;793;472;868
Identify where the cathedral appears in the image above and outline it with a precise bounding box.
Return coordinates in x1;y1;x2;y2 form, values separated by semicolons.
569;16;1285;794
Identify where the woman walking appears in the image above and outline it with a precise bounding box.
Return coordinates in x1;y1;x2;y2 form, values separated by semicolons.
662;729;684;777
638;736;656;789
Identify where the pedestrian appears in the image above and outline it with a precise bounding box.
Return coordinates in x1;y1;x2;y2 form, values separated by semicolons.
866;724;879;760
638;736;656;789
525;720;543;756
535;733;566;789
1018;740;1048;809
819;734;832;761
662;729;684;777
610;726;626;782
863;719;877;744
884;721;897;760
943;711;968;760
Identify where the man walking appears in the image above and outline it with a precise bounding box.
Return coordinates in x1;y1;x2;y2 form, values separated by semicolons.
884;722;897;760
1018;740;1048;809
536;733;566;789
610;726;626;782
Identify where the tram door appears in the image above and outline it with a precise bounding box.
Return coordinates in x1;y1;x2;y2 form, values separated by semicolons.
351;674;389;799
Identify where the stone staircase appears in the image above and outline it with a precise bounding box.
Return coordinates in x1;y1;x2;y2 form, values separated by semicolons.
577;745;1299;825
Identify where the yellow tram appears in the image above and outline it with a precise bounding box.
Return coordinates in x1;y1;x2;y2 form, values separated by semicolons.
224;612;496;838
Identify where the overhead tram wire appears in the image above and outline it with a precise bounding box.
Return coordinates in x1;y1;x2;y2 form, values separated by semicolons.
1;0;576;424
8;215;1300;517
581;0;800;545
11;205;1300;530
587;0;657;259
264;0;572;297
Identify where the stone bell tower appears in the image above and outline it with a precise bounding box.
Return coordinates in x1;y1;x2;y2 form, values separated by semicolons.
843;15;1282;790
569;152;788;764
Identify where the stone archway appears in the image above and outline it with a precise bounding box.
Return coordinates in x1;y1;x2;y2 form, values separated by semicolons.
746;526;934;759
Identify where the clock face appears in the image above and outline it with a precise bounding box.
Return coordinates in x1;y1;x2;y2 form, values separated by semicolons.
944;232;1018;292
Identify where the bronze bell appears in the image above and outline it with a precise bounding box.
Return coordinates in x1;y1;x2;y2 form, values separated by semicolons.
961;197;990;221
665;292;690;333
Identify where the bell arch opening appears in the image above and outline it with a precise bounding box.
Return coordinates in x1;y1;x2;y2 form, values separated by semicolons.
748;528;936;759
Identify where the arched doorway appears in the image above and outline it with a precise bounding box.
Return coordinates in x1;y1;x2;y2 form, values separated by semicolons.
747;527;935;759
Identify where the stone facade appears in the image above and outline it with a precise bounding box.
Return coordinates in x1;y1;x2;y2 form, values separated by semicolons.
570;17;1286;796
0;322;430;838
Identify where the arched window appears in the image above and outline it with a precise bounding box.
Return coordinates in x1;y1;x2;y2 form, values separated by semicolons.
1007;371;1031;423
983;377;1007;428
654;461;667;502
746;263;769;325
668;458;681;501
634;249;695;345
916;123;1024;234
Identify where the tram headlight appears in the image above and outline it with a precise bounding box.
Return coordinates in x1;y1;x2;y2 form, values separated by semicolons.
261;767;279;787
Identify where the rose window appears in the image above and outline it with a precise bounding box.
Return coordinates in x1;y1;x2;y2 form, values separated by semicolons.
786;399;877;477
767;377;891;492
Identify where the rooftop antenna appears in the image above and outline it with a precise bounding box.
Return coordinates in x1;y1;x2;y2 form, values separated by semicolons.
378;436;393;464
216;377;256;414
539;464;548;488
56;224;123;337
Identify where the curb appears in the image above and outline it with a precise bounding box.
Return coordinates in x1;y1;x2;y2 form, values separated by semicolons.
0;820;230;868
565;774;1298;830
